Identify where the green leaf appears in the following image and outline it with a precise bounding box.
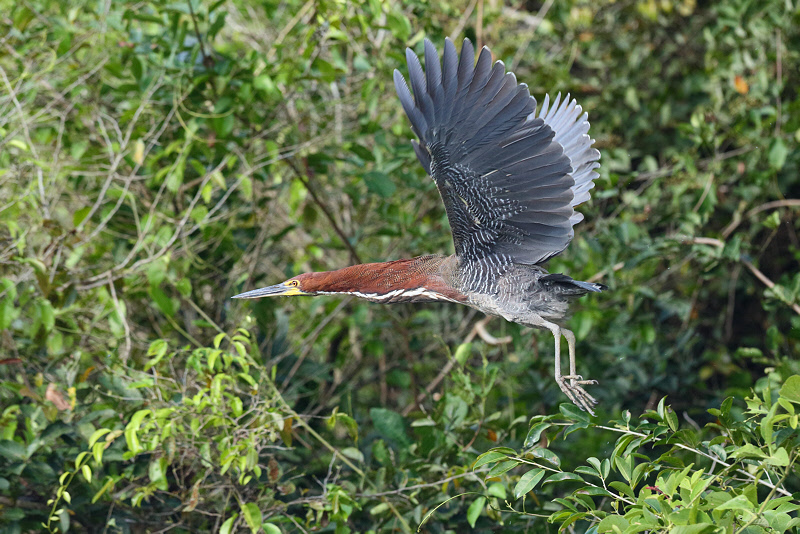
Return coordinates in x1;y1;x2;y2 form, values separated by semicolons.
527;447;561;467
334;412;359;443
514;468;545;499
73;206;91;227
92;477;115;503
768;137;788;170
81;464;92;483
714;494;755;512
582;486;614;497
341;447;363;463
542;472;584;485
608;480;636;499
780;375;800;403
766;446;790;466
369;408;410;447
597;515;629;533
671;524;715;534
453;342;472;365
586;457;602;475
487;459;519;478
487;482;506;499
730;443;767;460
36;298;55;333
241;502;262;533
144;340;169;370
467;496;485;528
473;450;508;470
665;406;679;432
524;422;551;448
220;514;237;534
88;428;111;448
176;278;191;297
363;171;396;198
148;457;166;484
127;409;150;431
213;114;235;138
0;283;17;330
0;440;27;461
559;403;592;422
574;466;599;477
254;74;278;95
149;285;176;317
262;523;282;534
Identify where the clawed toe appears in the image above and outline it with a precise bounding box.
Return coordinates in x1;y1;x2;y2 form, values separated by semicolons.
562;374;599;386
556;376;598;416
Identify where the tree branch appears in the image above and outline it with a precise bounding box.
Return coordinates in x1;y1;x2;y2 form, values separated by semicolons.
286;158;362;265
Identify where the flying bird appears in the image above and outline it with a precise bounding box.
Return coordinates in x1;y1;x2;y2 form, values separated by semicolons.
234;38;604;414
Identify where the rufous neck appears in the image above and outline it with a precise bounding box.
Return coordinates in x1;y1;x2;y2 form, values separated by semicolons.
296;255;466;303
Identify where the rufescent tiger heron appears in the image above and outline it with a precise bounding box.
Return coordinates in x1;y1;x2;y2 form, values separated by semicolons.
234;38;606;414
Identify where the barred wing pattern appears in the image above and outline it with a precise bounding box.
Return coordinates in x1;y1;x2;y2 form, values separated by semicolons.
393;38;600;265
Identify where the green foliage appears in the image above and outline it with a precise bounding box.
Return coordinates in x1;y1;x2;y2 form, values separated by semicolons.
476;378;800;532
1;0;799;532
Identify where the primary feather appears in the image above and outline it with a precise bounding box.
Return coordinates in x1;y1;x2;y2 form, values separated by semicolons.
393;37;600;266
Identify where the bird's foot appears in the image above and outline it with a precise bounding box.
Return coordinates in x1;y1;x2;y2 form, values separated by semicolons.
556;375;598;416
564;374;598;387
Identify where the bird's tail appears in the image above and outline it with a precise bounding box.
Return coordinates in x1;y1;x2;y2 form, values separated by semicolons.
541;273;607;295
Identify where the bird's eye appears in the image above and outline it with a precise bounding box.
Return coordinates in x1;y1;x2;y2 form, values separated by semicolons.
290;280;299;287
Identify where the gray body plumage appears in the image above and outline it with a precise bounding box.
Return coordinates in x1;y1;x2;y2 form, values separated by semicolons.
394;38;603;323
395;38;604;413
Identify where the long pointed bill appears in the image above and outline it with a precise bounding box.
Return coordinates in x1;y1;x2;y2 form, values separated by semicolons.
232;283;306;299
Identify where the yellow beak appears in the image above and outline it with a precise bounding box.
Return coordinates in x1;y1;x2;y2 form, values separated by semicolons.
232;282;305;299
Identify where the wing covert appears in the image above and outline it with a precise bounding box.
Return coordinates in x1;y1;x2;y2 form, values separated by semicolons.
394;38;600;265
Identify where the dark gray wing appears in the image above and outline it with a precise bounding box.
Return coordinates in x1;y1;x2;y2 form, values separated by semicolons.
393;38;600;265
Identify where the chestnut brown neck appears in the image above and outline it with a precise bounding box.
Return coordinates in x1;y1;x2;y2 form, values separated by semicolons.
296;255;467;304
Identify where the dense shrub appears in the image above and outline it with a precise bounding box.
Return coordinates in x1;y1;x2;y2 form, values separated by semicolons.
1;0;798;532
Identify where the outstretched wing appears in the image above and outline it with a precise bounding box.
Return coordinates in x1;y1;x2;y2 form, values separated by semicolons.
393;38;600;265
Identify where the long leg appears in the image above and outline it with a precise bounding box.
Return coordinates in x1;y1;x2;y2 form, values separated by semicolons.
561;328;578;378
561;328;598;409
540;321;597;415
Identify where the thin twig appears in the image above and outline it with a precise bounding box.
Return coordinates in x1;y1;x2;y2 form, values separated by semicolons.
685;237;800;316
449;0;478;43
724;263;741;342
692;173;714;213
267;0;314;61
510;0;555;71
266;380;366;478
74;153;230;291
280;298;351;391
606;146;754;223
740;258;800;316
476;0;484;51
775;29;782;137
402;316;507;416
586;261;624;284
107;273;132;363
186;0;210;67
356;469;487;499
722;199;800;238
0;64;49;218
475;320;511;345
286;158;362;265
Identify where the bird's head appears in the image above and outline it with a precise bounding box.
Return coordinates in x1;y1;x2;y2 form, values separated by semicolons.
232;273;317;299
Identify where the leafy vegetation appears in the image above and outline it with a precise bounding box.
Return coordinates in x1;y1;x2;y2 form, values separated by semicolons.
1;0;798;532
